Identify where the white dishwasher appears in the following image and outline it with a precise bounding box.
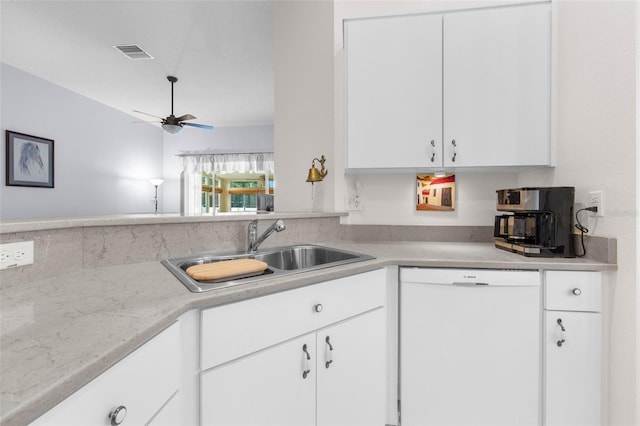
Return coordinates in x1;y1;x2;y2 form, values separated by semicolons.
400;268;541;426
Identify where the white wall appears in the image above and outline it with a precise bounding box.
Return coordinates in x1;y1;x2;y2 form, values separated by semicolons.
0;63;164;220
519;1;637;423
274;0;637;423
329;0;638;423
637;3;640;422
273;0;335;213
161;125;273;213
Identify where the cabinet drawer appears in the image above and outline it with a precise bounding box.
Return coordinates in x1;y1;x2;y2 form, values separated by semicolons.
544;271;602;312
31;322;181;426
201;268;386;370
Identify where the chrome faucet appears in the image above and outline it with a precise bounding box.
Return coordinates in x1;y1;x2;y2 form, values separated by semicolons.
247;219;286;253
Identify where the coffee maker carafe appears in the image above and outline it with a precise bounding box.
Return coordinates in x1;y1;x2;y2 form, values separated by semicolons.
494;187;575;257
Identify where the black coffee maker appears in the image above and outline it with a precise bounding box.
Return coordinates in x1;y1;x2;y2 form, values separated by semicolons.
494;187;575;257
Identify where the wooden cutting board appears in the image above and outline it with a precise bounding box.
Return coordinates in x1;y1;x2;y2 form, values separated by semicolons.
186;259;269;282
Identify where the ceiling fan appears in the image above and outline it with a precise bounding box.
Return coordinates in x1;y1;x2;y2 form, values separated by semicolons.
134;76;213;134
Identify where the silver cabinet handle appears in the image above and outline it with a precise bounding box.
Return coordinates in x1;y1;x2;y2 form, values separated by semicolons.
109;406;127;426
556;318;566;347
451;140;457;162
325;336;334;369
572;288;582;296
302;344;311;379
314;304;323;313
430;140;436;162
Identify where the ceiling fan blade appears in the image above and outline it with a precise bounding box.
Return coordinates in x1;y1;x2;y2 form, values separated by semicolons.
133;110;165;120
183;122;214;130
176;114;196;121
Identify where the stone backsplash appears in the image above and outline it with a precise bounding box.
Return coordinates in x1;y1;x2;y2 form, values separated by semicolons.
0;215;615;287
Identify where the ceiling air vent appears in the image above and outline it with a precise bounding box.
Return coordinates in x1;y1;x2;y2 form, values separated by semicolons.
113;44;154;60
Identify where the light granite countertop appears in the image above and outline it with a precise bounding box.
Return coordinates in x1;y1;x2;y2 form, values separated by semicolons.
0;242;616;425
0;211;347;234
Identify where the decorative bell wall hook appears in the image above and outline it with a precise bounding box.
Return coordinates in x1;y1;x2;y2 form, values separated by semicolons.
306;155;328;183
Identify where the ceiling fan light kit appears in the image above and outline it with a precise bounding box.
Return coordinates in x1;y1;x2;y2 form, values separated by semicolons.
162;123;183;134
134;76;214;134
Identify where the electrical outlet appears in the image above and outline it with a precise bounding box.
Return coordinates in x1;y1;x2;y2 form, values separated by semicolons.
346;195;363;211
588;190;604;217
0;241;34;270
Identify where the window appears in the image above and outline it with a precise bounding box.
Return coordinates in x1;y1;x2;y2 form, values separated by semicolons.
180;153;274;216
229;180;259;212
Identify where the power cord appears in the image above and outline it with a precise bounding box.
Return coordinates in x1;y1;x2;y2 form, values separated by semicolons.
575;206;598;257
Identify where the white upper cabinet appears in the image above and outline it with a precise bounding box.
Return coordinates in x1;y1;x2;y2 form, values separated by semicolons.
345;14;443;169
443;4;551;167
345;2;551;171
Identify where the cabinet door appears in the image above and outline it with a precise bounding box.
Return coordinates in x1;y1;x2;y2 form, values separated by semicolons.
345;14;443;169
316;308;387;426
147;391;181;426
30;323;181;426
443;4;551;167
201;334;316;426
544;311;601;426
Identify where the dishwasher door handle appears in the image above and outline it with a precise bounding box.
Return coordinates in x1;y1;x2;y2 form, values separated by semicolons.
452;281;490;286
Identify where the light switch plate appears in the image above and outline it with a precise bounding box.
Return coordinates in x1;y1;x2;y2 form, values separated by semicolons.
0;241;34;270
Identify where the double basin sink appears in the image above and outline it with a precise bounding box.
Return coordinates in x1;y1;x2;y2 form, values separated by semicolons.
162;244;375;293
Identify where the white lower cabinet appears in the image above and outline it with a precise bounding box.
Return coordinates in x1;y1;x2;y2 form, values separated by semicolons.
201;334;316;426
316;308;387;426
30;322;181;426
398;268;604;426
200;269;388;426
544;271;602;426
147;391;182;426
28;266;605;426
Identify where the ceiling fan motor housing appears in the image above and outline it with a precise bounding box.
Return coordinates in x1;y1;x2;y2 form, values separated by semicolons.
163;115;182;126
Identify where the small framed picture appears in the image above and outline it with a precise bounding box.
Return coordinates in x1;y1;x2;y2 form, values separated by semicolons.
6;130;54;188
417;173;456;211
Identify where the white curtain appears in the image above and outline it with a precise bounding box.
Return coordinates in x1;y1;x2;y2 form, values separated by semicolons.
179;152;274;215
181;153;274;175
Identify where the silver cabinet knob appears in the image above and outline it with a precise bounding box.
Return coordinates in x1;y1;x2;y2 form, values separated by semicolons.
314;304;323;313
109;406;127;426
572;288;582;296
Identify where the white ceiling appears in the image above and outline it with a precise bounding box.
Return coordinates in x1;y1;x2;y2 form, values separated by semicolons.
0;0;273;128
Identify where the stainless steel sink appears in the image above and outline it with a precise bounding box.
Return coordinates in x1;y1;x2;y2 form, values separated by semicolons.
253;245;360;270
161;244;375;293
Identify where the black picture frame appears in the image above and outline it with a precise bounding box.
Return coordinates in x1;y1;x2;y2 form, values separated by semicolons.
6;130;55;188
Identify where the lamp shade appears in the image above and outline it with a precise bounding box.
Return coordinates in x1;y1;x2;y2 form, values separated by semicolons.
149;179;164;186
162;123;183;134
